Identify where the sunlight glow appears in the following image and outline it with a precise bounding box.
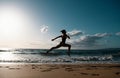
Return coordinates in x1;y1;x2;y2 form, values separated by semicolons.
0;5;40;48
0;6;26;39
0;52;15;61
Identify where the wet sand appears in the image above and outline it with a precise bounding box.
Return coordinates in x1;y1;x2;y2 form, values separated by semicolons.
0;63;120;78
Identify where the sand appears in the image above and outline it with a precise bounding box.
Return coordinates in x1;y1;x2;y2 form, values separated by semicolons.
0;63;120;78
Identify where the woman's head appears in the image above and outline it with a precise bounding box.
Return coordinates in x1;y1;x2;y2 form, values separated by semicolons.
61;29;66;34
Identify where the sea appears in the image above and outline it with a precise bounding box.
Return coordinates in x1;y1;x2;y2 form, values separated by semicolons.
0;48;120;64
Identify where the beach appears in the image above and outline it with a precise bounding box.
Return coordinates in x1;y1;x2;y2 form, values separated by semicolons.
0;49;120;78
0;64;120;78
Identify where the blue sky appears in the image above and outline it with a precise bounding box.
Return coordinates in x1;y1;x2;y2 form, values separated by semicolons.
0;0;120;49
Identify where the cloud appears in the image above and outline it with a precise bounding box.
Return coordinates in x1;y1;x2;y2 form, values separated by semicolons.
116;32;120;36
67;30;83;37
40;25;48;33
69;33;112;48
94;33;112;37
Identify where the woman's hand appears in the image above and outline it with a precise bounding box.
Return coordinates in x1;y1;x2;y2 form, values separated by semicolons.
51;39;55;41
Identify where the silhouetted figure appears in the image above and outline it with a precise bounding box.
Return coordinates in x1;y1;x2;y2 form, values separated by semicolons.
47;29;71;56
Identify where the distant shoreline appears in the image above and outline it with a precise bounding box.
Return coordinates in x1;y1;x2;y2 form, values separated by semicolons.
1;48;120;51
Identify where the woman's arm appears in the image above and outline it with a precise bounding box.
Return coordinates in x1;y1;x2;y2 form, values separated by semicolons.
67;35;70;39
52;35;62;41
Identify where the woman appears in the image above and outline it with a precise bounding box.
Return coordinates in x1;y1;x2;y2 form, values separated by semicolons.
46;29;71;56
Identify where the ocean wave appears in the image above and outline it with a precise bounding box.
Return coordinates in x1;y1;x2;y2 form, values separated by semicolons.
13;51;120;56
0;49;120;64
0;55;114;63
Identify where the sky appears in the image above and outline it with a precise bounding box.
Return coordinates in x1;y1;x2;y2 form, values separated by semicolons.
0;0;120;49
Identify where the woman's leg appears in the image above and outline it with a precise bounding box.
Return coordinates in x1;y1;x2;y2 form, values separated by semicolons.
63;44;71;56
46;44;61;53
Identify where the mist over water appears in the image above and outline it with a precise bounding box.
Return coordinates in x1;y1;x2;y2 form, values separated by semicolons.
0;49;120;64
